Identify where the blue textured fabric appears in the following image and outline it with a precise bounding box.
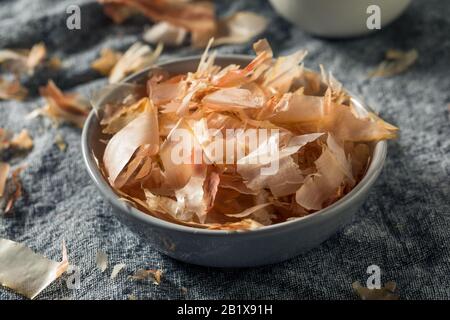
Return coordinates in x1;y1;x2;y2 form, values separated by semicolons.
0;0;449;300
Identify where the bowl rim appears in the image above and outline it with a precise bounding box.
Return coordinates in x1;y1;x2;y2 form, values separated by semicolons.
81;54;387;237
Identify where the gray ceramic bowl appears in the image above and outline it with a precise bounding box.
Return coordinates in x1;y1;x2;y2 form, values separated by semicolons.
81;55;387;267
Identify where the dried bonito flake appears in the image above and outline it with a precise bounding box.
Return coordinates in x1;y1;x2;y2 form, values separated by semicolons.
0;239;68;299
129;268;163;285
102;3;139;24
48;57;63;70
31;80;90;128
96;250;108;272
369;49;418;78
91;48;123;76
143;21;188;46
103;97;159;185
98;0;267;48
108;42;163;84
0;128;9;149
10;129;33;150
0;128;33;151
55;133;67;152
213;12;268;47
0;43;46;76
94;39;397;230
0;133;28;214
295;134;354;210
110;263;126;279
3;166;25;214
99;0;216;36
352;281;399;300
0;162;9;198
0;77;28;101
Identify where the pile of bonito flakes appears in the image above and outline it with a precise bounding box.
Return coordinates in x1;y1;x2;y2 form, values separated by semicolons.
95;39;397;230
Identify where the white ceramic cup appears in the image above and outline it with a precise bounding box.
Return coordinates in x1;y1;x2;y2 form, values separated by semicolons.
269;0;411;38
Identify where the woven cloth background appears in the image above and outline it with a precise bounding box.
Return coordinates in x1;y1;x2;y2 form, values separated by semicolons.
0;0;449;300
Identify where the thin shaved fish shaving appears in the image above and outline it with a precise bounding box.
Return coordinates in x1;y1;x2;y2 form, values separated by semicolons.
0;128;9;149
103;97;159;184
96;250;108;272
30;80;91;128
90;82;145;116
369;49;418;78
102;2;139;23
262;49;307;94
352;281;399;300
174;164;211;223
0;162;10;198
93;38;397;230
270;91;325;123
110;263;126;279
213;12;268;47
0;43;46;76
108;42;163;84
3;166;25;214
0;239;68;299
98;0;267;48
202;88;265;110
91;48;123;76
101;97;150;134
55;133;67;152
129;268;163;285
0;128;33;151
237;133;324;197
10;130;33;150
143;21;187;46
295;134;353;210
225;203;272;218
99;0;216;36
0;77;28;101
